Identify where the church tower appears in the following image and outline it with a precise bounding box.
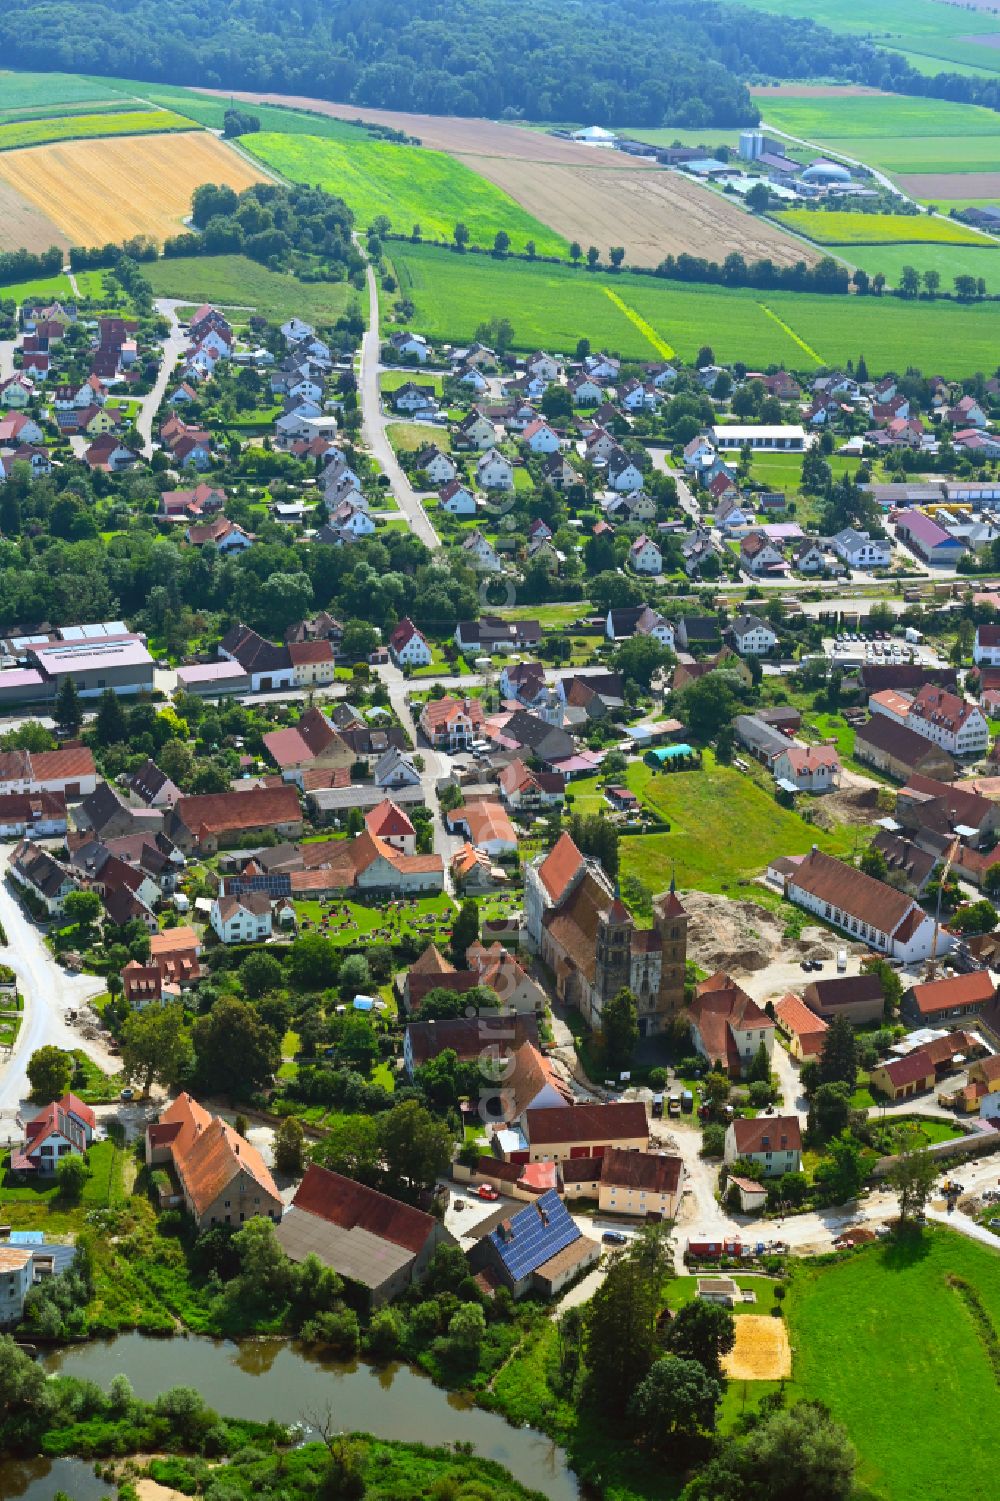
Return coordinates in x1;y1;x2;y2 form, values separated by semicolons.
594;894;634;1020
653;874;688;1019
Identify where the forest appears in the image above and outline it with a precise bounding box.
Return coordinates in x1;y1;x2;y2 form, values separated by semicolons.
2;0;992;126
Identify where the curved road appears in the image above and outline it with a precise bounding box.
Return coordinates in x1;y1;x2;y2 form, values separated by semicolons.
358;259;441;550
0;849;111;1134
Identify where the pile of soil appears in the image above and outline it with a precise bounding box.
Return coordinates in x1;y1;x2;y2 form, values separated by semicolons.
683;890;840;975
808;784;882;831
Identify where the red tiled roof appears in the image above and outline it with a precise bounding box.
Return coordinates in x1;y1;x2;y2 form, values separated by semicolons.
731;1115;802;1155
536;832;584;902
525;1101;648;1146
292;1162;436;1254
600;1146;682;1193
907;970;995;1016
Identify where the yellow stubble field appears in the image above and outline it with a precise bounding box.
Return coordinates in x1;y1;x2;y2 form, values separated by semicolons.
0;132;267;246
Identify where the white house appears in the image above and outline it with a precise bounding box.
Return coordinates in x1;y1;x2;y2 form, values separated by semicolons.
586;353;621;381
328;501;376;540
974;624;1000;667
456;364;489;394
523;419;561;454
374;747;422;789
526;352;560;382
416;446;457;485
389;617;433;668
830;528;891;569
773;745;841;793
730;613;777;655
906;684;989;759
476;449;514;491
793;539;828;574
455;410;497;450
568;374;605;404
211;891;273;944
628;534;662;575
607;450;645;492
724;1116;802;1178
439;479;477;515
462;529;505;571
390;331;430;363
683;435;716;474
393;381;438;415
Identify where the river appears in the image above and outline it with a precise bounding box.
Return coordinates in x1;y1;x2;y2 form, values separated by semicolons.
0;1333;579;1501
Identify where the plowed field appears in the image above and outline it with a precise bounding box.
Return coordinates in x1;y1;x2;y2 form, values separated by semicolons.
459;155;820;268
0;178;68;253
0;133;266;246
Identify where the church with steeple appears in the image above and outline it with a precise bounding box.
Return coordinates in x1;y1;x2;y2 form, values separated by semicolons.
525;832;688;1035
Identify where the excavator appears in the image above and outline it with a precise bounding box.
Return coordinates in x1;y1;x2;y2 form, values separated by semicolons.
924;833;960;982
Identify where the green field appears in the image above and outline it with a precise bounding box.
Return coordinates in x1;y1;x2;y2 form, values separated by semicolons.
0;107;197;151
0;98;136;124
0;69;119;110
83;76;379;141
845;241;1000;292
774;209;993;245
245;131;568;256
736;0;1000;75
761;92;1000;142
787;1232;1000;1501
390;239;1000;375
144;255;361;326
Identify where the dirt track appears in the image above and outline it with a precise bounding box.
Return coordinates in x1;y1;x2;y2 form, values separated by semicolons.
0;178;68;253
460;154;819;267
200;89;651;167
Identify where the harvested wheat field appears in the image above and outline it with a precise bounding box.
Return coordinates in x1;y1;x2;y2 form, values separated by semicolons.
723;1316;792;1381
202;88;652;166
898;170;1000;199
0;177;68;252
0;132;267;247
460;155;820;267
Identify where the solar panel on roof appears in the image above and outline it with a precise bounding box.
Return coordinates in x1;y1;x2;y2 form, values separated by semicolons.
490;1190;579;1281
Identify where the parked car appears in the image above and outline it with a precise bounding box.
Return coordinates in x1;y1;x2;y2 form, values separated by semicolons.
477;1184;499;1201
120;1087;134;1102
602;1230;627;1245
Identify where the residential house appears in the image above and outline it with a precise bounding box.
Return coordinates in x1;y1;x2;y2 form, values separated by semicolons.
11;1093;96;1177
455;409;497;450
724;1116;802;1177
773;992;828;1062
468;1190;600;1298
793;538;828;574
830;528;891;569
475;449;514;492
219;624;297;693
166;787;303;854
523;419;561;454
276;1163;452;1307
262;707;352;782
438;479;476;515
389;617;432;668
287;639;337;688
445;800;517;856
523;1102;649;1162
0;791;66;838
567;373;605;404
607;449;645;492
419;695;485;750
388;330;430;363
365;798;416;854
461;527;506;570
393;381;438;415
773;744;841;793
402;1014;539;1077
455;617;542;654
146;1093;282;1230
905;684;989;759
740;531;786;578
675;616;722;652
498;758;565;811
8;839;77;914
786;847;950;963
688;972;775;1077
374;746;422;790
729;613;778;655
84;435;137;472
186;516;254;553
628;534;662;575
210;890;275;944
869;829;935;896
598;1148;683;1219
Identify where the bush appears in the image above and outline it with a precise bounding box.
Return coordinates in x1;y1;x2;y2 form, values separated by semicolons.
701;1124;726;1158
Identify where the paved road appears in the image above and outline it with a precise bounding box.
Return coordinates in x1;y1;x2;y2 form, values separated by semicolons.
381;663;463;891
0;338;17;382
358;257;440;550
138;300;190;457
0;847;111;1134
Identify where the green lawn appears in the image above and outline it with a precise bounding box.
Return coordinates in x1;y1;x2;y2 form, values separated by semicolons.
380;369;445;394
0;1138;125;1232
390;239;1000;376
245;132;568;257
387;420;451;453
0;69;121;110
591;754;871;895
785;1231;1000;1501
144;255;361;326
844;243;1000;295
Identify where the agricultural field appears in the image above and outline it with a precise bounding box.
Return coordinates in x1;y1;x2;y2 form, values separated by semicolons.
727;0;1000;76
759;91;1000;142
244;132;568;256
900;169;1000;201
0;132;267;247
773;209;994;245
0;107;197;152
0;177;68;253
0;69;118;110
390;239;1000;374
144;255;361;327
844;242;1000;293
785;1232;1000;1501
460;155;818;268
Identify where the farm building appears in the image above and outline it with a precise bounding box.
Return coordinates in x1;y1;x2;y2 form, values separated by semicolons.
711;424;806;452
468;1190;600;1298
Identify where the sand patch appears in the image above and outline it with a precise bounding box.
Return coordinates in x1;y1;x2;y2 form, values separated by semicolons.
724;1314;792;1380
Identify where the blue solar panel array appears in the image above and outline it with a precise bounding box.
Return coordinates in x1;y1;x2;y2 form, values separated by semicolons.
489;1189;579;1281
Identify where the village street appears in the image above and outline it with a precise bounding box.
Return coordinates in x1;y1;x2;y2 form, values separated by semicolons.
381;662;464;891
0;845;112;1135
140;300;189;456
358;259;440;549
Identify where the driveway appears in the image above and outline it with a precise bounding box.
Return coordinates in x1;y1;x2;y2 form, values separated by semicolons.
380;663;463;891
357;258;440;550
0;846;113;1134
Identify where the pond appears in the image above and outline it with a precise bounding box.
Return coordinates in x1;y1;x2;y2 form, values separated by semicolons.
1;1332;579;1501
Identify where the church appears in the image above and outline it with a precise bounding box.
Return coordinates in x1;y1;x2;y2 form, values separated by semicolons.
524;832;687;1036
